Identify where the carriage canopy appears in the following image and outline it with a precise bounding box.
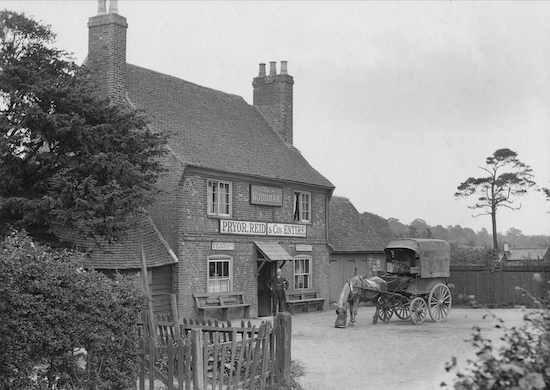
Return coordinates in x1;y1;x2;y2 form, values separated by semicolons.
384;239;450;278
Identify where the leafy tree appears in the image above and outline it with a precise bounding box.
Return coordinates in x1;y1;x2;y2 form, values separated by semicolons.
0;230;148;389
407;224;420;238
422;226;434;239
463;228;477;247
432;225;450;241
477;228;492;247
454;149;536;250
449;225;468;243
387;217;408;237
465;235;477;248
361;212;394;242
410;218;429;232
0;10;167;242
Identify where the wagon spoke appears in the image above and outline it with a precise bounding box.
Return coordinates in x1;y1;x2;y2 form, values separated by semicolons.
409;297;427;325
394;302;410;320
428;284;452;322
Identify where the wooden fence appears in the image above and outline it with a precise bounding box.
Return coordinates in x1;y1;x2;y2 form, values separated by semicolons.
137;314;290;390
449;265;550;306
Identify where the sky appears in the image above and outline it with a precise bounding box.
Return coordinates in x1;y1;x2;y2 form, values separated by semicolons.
2;0;549;236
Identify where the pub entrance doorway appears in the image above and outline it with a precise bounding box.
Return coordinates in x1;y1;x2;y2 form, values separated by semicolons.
256;253;272;317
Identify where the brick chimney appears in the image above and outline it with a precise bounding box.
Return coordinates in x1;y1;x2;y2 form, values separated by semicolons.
87;0;127;103
252;61;294;145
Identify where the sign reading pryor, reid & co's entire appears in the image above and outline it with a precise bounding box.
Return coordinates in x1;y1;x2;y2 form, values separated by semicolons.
219;219;306;237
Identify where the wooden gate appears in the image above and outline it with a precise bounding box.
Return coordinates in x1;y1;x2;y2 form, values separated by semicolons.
138;316;275;390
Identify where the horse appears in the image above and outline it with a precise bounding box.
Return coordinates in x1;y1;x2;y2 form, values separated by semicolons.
334;275;388;328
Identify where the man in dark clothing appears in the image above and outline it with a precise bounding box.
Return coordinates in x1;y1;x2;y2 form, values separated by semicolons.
266;268;289;315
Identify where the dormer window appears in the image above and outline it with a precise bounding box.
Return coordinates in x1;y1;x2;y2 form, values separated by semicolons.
293;191;311;223
208;179;232;217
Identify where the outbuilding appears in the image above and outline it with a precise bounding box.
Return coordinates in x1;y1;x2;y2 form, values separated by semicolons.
328;196;386;303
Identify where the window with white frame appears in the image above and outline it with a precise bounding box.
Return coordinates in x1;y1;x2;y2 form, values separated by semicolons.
207;179;232;217
207;255;232;292
293;191;311;222
294;256;311;289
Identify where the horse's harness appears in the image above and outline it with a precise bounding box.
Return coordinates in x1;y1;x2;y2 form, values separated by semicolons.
347;276;380;301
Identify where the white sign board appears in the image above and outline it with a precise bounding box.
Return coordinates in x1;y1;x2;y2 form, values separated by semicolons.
219;220;307;237
296;244;312;252
212;242;235;251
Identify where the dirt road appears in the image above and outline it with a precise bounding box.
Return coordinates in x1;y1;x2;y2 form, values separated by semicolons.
288;307;527;390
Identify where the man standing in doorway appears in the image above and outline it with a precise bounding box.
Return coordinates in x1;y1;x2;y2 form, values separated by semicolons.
266;268;289;315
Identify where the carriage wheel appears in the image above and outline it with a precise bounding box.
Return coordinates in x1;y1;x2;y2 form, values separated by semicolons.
409;297;427;325
428;283;452;322
394;302;410;320
378;299;394;323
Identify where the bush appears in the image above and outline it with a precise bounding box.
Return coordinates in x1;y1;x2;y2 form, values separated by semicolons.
443;277;550;389
0;230;148;390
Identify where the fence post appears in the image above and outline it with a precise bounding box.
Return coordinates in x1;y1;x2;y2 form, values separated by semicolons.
192;329;204;390
274;312;292;384
170;293;181;339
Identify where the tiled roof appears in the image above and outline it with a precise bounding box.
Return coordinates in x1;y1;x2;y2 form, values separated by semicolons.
328;196;385;252
52;214;178;270
504;248;549;261
125;65;334;189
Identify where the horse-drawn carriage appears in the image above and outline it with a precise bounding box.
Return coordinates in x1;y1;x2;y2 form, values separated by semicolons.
335;238;453;327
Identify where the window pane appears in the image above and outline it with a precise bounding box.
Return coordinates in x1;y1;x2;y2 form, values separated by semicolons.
293;192;310;222
220;183;230;215
208;180;231;216
295;275;301;289
208;258;231;292
208;181;217;214
209;261;216;277
294;258;311;289
301;193;310;221
222;261;229;278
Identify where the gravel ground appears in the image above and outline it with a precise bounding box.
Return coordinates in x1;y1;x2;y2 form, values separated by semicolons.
285;307;528;390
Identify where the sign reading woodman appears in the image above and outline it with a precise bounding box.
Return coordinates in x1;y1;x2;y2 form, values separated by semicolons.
250;185;283;206
220;220;306;237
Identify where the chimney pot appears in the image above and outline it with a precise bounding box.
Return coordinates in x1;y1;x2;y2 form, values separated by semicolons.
280;61;288;75
259;63;266;77
269;61;277;76
108;0;119;14
253;60;294;145
98;0;106;14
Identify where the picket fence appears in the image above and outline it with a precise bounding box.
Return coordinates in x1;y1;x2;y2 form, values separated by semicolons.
137;315;275;390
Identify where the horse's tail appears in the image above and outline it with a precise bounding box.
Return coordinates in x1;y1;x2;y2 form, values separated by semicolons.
336;280;353;310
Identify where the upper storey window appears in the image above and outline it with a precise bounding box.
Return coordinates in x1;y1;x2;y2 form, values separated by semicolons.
293;191;311;223
208;179;232;217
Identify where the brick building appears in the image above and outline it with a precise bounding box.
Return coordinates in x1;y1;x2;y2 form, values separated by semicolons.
328;196;385;302
80;1;334;319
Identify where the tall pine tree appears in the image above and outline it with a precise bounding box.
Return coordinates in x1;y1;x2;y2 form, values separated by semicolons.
454;148;536;250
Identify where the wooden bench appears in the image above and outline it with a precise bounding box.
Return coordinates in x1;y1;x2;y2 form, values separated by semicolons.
193;291;251;321
285;288;326;314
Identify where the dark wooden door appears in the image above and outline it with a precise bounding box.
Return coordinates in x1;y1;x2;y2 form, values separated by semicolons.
257;261;272;317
